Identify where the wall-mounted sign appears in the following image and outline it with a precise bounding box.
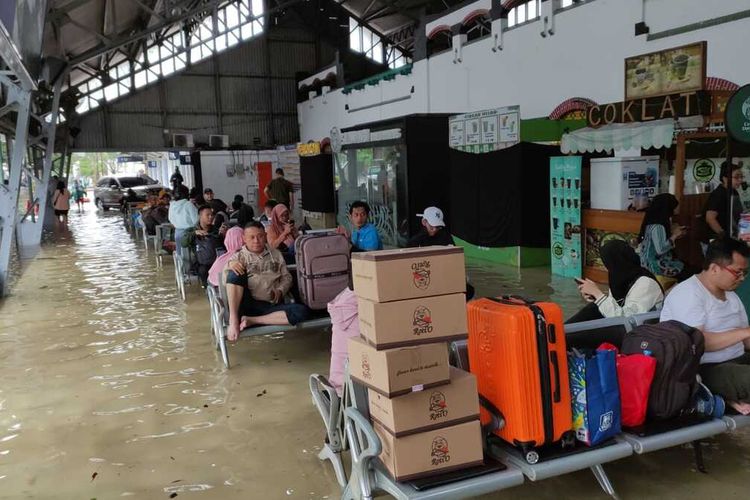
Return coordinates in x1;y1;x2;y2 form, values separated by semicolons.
726;84;750;144
297;142;321;156
550;156;582;278
449;106;520;153
692;158;716;183
147;160;158;169
331;127;402;150
625;41;706;100
117;154;144;163
586;91;711;127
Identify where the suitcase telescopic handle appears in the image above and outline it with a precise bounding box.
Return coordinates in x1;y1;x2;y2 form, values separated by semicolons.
500;295;536;305
550;351;561;403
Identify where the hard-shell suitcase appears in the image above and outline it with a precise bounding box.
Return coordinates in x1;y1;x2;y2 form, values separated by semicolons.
295;232;351;309
467;296;573;463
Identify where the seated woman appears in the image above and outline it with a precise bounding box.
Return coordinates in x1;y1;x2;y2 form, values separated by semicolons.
567;240;664;324
207;226;244;288
638;193;690;281
266;204;298;263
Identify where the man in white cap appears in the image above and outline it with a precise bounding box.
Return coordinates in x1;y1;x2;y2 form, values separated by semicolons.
408;206;455;247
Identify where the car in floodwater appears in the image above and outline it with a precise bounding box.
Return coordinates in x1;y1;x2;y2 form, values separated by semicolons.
93;175;166;211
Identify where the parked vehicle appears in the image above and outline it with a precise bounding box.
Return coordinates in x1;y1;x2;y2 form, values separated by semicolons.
93;175;165;211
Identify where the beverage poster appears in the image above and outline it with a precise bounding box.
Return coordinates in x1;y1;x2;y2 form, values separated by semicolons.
624;41;706;100
550;156;582;278
448;105;520;154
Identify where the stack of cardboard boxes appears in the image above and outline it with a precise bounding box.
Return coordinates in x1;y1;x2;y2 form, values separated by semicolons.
348;246;484;482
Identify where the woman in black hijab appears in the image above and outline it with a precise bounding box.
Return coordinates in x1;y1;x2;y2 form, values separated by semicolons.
637;193;689;280
566;240;664;324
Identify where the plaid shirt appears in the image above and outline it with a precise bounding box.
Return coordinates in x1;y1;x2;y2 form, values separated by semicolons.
228;245;292;302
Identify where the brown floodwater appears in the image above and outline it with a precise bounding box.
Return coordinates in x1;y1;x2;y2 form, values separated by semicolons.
0;209;749;499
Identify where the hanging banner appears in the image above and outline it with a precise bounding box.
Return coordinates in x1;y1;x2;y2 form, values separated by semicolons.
550;156;582;278
449;106;520;153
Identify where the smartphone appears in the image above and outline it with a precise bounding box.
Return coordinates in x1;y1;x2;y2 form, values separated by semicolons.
574;278;584;285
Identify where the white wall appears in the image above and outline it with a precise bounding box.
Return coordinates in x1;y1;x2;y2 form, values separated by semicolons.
298;0;750;141
199;149;302;221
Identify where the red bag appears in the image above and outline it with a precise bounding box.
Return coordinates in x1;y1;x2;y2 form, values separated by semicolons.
598;343;657;427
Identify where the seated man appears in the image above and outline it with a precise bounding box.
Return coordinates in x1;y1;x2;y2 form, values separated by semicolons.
182;205;226;286
660;238;750;415
141;195;169;235
225;221;309;341
337;201;383;251
407;206;454;247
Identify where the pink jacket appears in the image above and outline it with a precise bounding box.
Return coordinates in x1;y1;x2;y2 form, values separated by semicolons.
327;287;360;396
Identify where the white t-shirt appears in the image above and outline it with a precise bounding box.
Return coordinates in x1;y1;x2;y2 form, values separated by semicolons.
660;275;747;364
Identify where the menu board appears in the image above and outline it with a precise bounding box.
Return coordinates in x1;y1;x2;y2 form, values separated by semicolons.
550;156;582;278
449;106;520;153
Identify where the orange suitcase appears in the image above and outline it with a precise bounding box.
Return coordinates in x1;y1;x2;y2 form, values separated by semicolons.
468;296;573;463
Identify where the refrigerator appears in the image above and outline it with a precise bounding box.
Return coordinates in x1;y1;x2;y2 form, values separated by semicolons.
590;156;660;211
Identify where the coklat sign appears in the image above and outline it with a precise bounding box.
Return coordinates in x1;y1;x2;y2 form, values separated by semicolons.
586;90;712;127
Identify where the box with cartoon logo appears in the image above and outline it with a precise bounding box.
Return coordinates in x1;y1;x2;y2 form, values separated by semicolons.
368;367;480;437
352;246;466;303
358;293;468;349
373;419;483;481
347;337;450;397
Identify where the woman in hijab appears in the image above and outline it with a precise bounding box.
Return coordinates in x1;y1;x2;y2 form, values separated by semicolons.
638;193;689;280
207;226;244;287
566;240;664;324
266;204;298;253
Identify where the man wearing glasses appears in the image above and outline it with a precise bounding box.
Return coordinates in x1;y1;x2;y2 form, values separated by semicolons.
661;238;750;415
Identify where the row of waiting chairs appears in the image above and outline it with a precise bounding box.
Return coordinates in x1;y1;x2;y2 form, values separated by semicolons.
309;311;750;499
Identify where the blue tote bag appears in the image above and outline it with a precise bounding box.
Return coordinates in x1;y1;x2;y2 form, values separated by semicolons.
568;348;621;446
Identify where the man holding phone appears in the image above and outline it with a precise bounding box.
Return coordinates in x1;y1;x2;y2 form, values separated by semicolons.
181;205;227;286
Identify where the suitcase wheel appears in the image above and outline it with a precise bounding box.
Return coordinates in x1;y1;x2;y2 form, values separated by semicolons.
524;450;539;465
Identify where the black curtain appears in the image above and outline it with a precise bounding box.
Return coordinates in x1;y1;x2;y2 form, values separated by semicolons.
405;116;450;236
300;154;335;212
449;143;557;248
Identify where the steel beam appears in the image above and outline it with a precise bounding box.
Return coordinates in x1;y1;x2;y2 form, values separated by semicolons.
18;74;66;248
0;86;32;297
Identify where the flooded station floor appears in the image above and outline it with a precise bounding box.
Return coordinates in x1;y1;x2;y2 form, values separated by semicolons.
0;209;749;499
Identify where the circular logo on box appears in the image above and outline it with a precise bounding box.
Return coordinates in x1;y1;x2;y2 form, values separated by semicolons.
411;261;432;289
429;392;448;420
413;306;433;335
431;436;450;465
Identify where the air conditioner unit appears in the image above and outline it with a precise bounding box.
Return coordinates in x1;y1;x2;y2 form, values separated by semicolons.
209;134;229;148
172;133;194;148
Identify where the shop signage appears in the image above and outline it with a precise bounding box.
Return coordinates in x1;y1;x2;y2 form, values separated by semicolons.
586;91;711;127
692;158;716;183
331;127;402;151
297;142;321;156
449;106;520;154
624;41;706;100
726;84;750;144
117;154;144;163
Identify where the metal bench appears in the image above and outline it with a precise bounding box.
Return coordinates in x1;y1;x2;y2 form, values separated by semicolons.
565;315;730;474
209;277;331;368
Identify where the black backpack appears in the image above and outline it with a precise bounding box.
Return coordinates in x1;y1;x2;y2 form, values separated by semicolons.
621;320;705;420
195;235;219;265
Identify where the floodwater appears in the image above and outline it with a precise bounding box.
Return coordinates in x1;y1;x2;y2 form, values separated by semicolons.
0;209;748;499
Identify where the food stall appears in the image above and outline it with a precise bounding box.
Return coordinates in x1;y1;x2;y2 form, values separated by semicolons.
559;41;749;282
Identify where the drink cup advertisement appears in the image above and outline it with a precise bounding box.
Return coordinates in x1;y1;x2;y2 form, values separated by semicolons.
550;156;582;278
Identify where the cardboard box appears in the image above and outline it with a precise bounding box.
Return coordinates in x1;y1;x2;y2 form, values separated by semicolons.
374;419;484;481
352;246;466;302
368;367;480;437
358;293;468;349
347;337;450;397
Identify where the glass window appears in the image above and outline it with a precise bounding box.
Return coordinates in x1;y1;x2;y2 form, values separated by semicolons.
252;0;264;16
334;144;406;247
118;177;149;188
561;0;574;7
528;0;537;19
